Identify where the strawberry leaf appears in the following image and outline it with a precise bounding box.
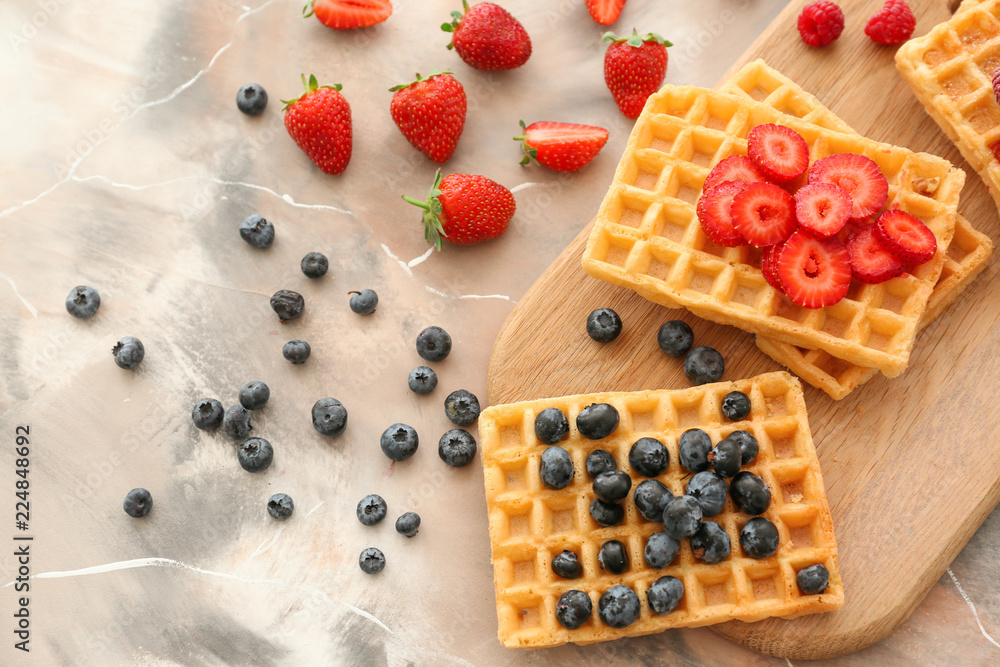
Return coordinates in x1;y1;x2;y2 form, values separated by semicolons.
403;170;449;251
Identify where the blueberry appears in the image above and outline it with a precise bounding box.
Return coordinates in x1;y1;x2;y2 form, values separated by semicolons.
408;366;438;394
301;252;328;279
585;449;616;478
112;336;144;369
628;437;669;477
684;346;725;385
589;498;624;527
267;493;294;520
395;511;421;537
598;585;640;629
240;214;274;248
576;403;619;440
586;307;622;343
444;389;481;426
555;590;593;630
311;398;347;437
644;531;680;569
359;547;385;575
690;521;731;564
223;405;252;440
65;285;100;319
551;550;583;579
270;289;304;322
729;430;759;465
539;446;574;489
678;429;713;473
730;471;772;515
663;495;703;540
380;423;419;461
357;494;387;526
686;471;727;517
416;326;452;362
740;517;779;559
592;470;632;503
721;391;752;421
534;408;569;445
598;540;628;574
657;320;694;357
646;576;685;616
239;381;270;410
797;564;830;595
191;398;224;431
634;479;674;522
283;340;311;364
123;488;152;518
349;289;378;315
709;438;742;479
236;83;268;115
237;437;273;473
438;428;477;467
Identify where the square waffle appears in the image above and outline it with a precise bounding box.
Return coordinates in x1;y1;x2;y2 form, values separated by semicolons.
581;85;965;378
479;371;843;649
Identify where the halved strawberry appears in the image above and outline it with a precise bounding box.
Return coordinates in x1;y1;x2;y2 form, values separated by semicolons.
874;209;937;265
703;155;767;192
730;182;798;247
587;0;626;25
305;0;392;30
794;182;852;238
808;153;888;220
760;244;785;292
846;224;905;284
747;124;810;183
776;231;851;308
696;180;747;247
514;121;609;172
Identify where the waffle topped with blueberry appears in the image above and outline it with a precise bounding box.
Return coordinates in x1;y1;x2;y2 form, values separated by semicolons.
479;371;843;649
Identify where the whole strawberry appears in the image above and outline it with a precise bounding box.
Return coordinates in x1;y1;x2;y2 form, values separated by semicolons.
865;0;916;46
403;170;515;249
514;121;609;172
442;1;531;71
603;31;672;119
390;71;467;164
283;74;352;175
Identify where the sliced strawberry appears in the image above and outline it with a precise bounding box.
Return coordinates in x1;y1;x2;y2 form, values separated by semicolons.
747;124;810;183
846;224;905;284
305;0;392;30
586;0;626;25
703;155;767;192
730;182;798;247
696;180;747;247
808;153;888;220
874;209;937;265
760;244;785;292
793;182;852;238
776;231;851;308
515;121;609;172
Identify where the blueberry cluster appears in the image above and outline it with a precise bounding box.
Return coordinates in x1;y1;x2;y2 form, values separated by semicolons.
353;493;423;575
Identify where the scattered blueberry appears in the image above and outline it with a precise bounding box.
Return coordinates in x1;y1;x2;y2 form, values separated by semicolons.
359;547;385;574
395;511;421;537
236;83;268;115
730;471;772;516
684;346;725;385
644;531;680;569
349;289;378;315
551;550;583;579
408;366;437;394
709;438;742;478
534;408;569;445
598;585;640;629
729;430;759;465
585;449;616;478
721;391;752;421
267;493;294;520
598;540;628;574
444;389;480;426
634;479;674;522
311;398;348;437
123;488;152;518
628;437;669;477
539;446;574;489
797;564;831;595
283;339;311;364
576;403;619;440
592;470;632;503
239;381;270;410
240;214;274;248
686;471;728;517
589;498;624;527
740;517;779;559
65;285;100;319
438;428;477;467
112;336;144;369
647;576;685;615
663;495;703;540
657;320;694;357
270;289;304;322
690;521;731;564
555;590;592;630
416;326;452;362
586;307;622;343
301;252;328;279
237;437;273;473
678;428;713;473
223;405;252;439
380;423;419;461
357;494;388;526
191;398;224;431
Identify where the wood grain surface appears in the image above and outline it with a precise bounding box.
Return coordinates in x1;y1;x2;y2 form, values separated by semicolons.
486;0;1000;659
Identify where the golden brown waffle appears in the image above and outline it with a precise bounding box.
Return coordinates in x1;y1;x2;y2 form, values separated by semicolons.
480;371;843;649
581;84;964;379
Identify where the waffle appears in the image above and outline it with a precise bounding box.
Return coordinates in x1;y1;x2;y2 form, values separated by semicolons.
480;371;844;649
581;85;964;378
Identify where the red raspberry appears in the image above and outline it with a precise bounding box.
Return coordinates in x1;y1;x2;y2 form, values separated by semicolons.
797;2;845;48
865;0;917;46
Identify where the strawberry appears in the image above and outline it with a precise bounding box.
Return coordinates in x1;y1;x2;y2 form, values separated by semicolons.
403;169;516;249
730;182;798;247
587;0;627;25
874;209;937;265
793;182;852;238
696;180;748;247
846;224;905;284
808;153;888;220
304;0;392;30
389;71;467;164
442;2;531;71
514;121;609;172
747;124;809;183
603;31;672;119
703;155;767;192
777;231;851;308
760;244;785;292
283;74;352;175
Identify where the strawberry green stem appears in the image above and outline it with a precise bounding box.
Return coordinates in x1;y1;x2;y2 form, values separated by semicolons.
402;170;448;250
512;120;536;167
602;30;672;48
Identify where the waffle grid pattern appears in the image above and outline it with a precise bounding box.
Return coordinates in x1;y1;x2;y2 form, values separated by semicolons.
480;372;843;649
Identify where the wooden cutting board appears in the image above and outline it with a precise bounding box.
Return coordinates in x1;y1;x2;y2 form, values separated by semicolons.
487;0;1000;660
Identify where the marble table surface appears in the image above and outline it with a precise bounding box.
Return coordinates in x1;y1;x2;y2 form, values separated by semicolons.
1;0;998;664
